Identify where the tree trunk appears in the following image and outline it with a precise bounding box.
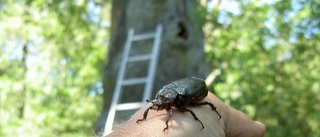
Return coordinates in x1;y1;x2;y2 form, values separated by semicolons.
18;41;28;118
95;0;205;133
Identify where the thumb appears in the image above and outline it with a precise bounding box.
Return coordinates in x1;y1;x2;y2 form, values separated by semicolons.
225;107;266;137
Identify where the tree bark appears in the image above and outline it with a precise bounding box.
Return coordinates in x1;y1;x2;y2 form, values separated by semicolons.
18;41;28;118
95;0;205;133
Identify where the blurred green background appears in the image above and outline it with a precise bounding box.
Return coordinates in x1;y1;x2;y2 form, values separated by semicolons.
0;0;319;136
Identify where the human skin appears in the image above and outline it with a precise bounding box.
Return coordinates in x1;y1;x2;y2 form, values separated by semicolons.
106;92;266;137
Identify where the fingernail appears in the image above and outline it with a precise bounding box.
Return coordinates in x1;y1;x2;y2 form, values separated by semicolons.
255;121;266;134
255;121;264;126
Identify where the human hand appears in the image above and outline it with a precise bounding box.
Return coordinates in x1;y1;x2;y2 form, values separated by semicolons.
106;92;266;137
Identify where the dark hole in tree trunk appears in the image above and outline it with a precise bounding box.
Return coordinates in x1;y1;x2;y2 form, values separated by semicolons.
177;21;189;40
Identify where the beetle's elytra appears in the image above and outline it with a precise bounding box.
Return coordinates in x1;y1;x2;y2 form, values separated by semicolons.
136;77;221;131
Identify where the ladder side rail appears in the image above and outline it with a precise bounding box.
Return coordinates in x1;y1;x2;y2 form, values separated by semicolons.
142;24;163;101
105;29;135;133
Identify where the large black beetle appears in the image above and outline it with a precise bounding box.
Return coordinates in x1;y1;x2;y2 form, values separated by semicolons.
136;77;221;131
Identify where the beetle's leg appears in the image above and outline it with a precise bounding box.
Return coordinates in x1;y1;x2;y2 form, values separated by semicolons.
136;106;152;123
191;102;222;119
163;107;174;132
178;107;204;129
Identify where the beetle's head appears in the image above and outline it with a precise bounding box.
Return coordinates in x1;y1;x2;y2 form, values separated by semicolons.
154;88;178;105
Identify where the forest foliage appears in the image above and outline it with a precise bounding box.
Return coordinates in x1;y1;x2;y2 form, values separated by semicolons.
0;0;109;136
202;0;320;136
0;0;319;137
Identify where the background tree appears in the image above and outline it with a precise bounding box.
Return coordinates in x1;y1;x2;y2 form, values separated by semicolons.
95;0;206;132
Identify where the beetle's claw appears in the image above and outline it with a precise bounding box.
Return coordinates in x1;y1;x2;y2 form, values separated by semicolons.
136;119;145;123
214;110;222;119
201;125;204;130
198;120;205;129
163;127;168;132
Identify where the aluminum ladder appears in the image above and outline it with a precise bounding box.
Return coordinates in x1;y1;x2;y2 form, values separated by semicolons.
105;24;163;133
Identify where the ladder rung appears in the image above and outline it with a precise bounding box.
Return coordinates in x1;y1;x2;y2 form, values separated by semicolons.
128;54;152;62
132;33;155;41
122;77;147;86
116;102;144;111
